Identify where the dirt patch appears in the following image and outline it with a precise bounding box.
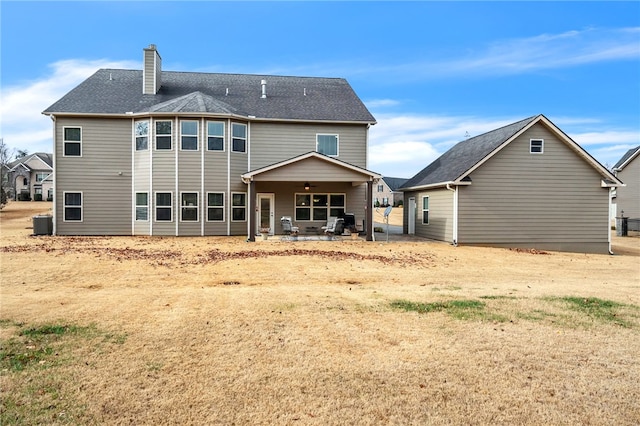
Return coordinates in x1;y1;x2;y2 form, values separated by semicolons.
1;201;639;425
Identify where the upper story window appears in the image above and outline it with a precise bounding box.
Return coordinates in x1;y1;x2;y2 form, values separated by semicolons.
181;121;198;150
207;121;225;151
63;127;82;156
36;173;49;183
156;121;172;150
530;139;544;154
135;121;149;151
377;184;384;192
232;123;247;153
317;134;338;156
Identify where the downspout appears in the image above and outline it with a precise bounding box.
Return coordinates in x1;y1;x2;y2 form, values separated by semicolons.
446;183;458;246
608;187;613;255
50;115;57;236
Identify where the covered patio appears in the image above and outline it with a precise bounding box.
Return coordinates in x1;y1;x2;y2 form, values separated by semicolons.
241;152;381;242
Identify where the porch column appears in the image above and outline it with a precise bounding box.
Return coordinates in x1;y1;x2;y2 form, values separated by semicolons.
248;180;256;242
366;180;374;241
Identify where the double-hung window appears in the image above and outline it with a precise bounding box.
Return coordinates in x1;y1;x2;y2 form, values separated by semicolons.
316;134;338;156
181;193;198;221
181;121;198;150
156;121;172;150
232;123;246;153
36;173;48;183
135;193;149;221
422;196;429;225
207;121;225;151
63;127;82;156
135;121;149;151
207;192;224;221
231;193;246;221
156;192;172;221
63;192;82;221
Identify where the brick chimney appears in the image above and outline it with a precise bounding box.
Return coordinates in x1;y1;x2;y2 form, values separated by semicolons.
143;44;162;94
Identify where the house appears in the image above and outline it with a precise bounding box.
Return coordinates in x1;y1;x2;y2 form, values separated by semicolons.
612;145;639;228
400;115;622;254
374;177;408;207
6;153;54;201
42;45;379;240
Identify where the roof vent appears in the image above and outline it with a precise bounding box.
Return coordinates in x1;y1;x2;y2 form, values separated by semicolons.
261;79;267;99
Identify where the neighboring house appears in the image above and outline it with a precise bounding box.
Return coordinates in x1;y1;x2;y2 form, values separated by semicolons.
42;45;379;240
7;153;54;201
374;177;407;207
612;146;639;222
400;115;622;254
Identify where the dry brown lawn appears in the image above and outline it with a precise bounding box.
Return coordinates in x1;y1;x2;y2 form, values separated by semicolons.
1;201;639;425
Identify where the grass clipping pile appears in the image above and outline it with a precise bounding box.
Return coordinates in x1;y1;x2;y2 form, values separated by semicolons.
1;202;639;425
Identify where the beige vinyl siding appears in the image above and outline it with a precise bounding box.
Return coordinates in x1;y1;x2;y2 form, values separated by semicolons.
177;151;201;236
252;157;370;182
229;149;249;235
55;117;132;235
458;123;610;253
250;122;368;169
204;150;228;235
616;156;640;219
409;188;453;241
151;152;175;236
133;151;150;235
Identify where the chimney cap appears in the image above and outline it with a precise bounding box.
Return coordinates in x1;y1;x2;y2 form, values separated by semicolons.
148;44;157;50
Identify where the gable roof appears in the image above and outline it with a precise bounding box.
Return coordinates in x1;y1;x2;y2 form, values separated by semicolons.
613;146;640;171
43;69;376;124
381;177;408;191
241;151;381;183
8;153;53;171
401;114;621;191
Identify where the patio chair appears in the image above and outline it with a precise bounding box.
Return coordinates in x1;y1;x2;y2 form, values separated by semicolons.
280;216;299;235
322;217;344;239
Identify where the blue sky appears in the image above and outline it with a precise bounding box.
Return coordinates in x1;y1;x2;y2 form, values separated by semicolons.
1;1;639;178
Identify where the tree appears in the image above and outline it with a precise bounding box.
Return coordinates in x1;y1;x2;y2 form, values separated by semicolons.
15;149;29;159
0;138;14;208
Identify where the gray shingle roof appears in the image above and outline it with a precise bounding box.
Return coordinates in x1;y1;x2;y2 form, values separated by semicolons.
382;177;408;191
401;116;538;189
613;145;640;171
42;69;376;123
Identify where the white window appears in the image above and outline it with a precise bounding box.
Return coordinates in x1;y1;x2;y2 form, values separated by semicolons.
207;192;224;221
232;123;246;153
422;196;429;225
135;192;149;221
207;121;225;151
63;127;82;156
377;184;384;192
181;192;199;221
316;134;338;156
135;121;149;151
231;193;246;221
530;139;544;154
35;173;48;183
181;121;198;150
155;192;172;221
156;121;172;150
295;193;345;221
63;192;82;221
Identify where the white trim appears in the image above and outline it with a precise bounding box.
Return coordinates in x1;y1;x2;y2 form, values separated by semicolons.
179;119;199;151
134;120;150;151
241;151;381;182
179;191;199;223
230;192;247;222
154;119;173;151
613;147;640;172
62;126;82;157
62;191;83;222
201;117;205;236
231;122;247;154
227;119;231;235
51;115;57;235
421;195;430;225
529;138;544;154
131;118;135;234
205;120;225;152
316;133;339;157
155;191;173;223
134;191;150;222
206;192;225;222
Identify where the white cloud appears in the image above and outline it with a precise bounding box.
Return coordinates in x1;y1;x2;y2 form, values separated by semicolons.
368;111;640;177
1;58;137;156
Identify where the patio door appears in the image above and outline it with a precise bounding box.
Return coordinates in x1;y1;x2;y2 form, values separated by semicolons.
257;193;275;235
408;197;416;235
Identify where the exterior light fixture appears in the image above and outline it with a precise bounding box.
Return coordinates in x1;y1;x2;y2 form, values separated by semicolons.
304;182;310;191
